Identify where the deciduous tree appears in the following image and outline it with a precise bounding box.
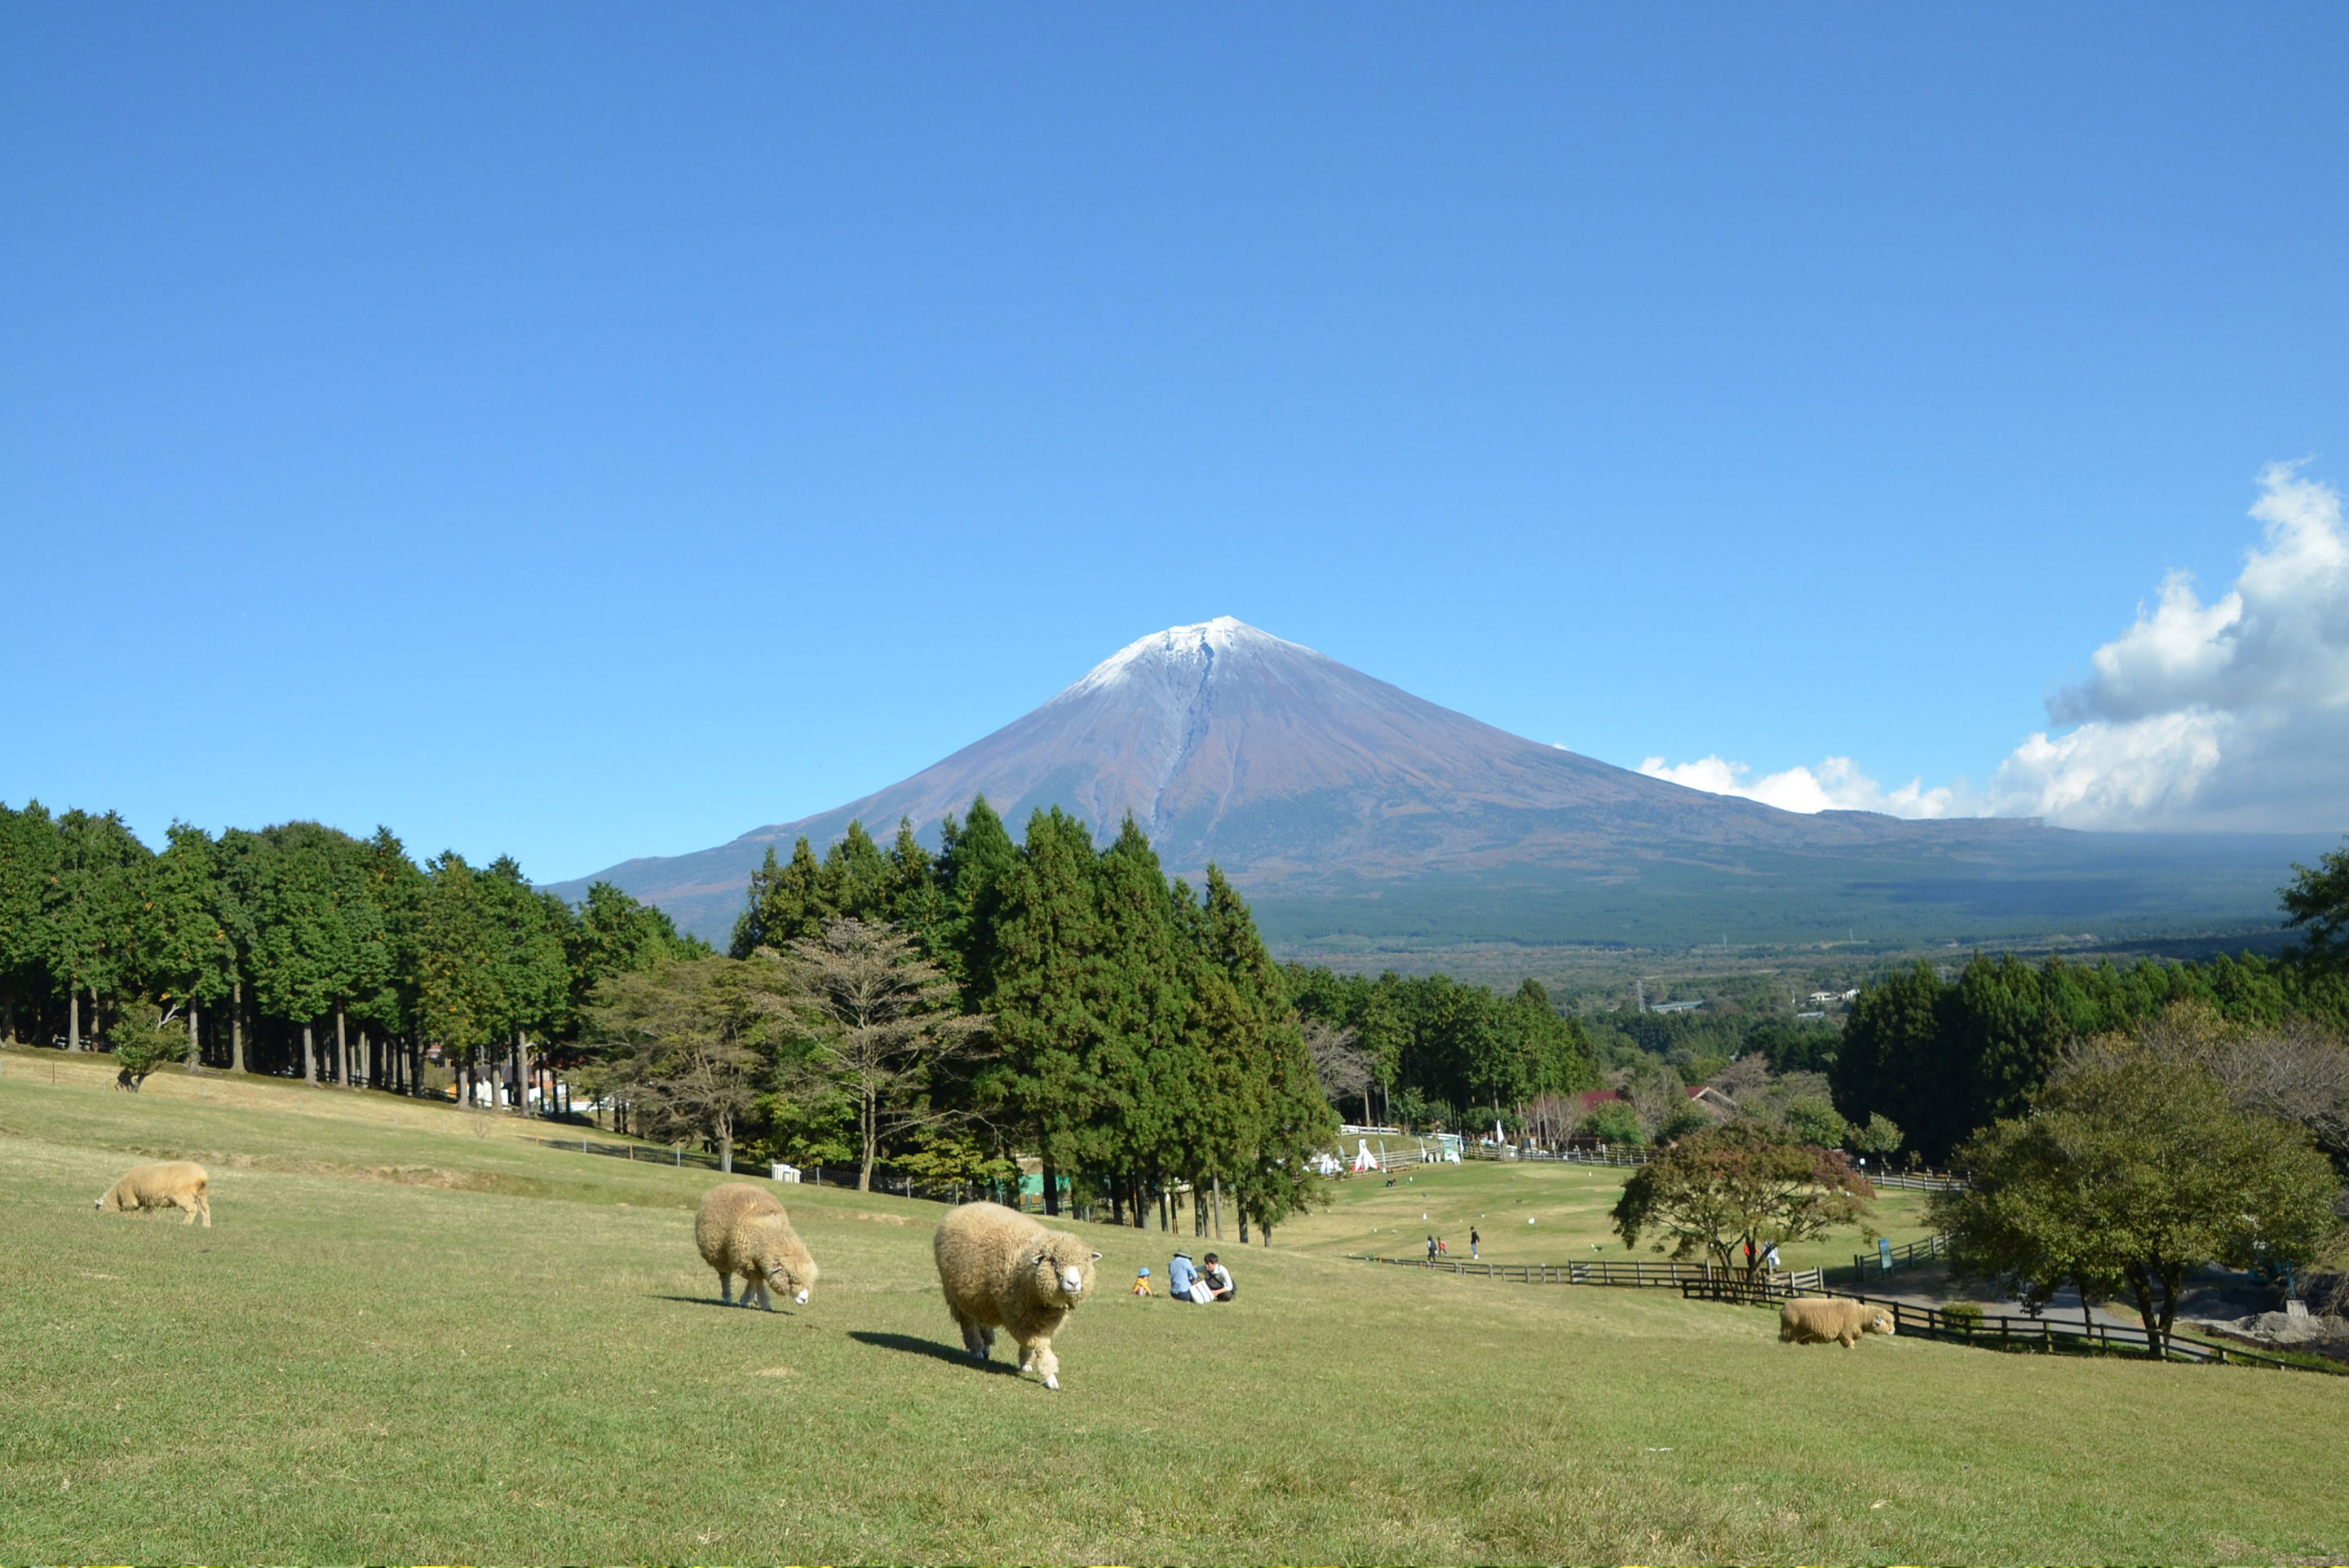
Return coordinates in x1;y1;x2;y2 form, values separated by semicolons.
1933;1049;2341;1357
776;917;989;1190
588;954;778;1173
1612;1121;1876;1276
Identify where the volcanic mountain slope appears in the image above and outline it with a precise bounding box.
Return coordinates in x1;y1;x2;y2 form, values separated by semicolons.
551;618;2322;947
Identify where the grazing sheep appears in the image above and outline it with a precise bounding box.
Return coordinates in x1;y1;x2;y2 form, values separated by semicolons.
933;1201;1100;1390
694;1182;818;1310
95;1161;211;1226
1779;1296;1896;1347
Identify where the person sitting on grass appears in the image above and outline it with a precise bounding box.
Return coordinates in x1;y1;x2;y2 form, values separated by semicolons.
1132;1265;1153;1296
1168;1248;1201;1302
1202;1252;1235;1302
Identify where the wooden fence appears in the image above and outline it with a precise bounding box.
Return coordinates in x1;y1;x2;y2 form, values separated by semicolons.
1848;1232;1949;1276
1677;1276;2342;1375
1863;1168;1969;1192
527;1135;984;1204
1354;1253;1824;1292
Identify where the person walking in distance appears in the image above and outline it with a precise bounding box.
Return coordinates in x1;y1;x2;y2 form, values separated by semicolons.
1470;1226;1481;1260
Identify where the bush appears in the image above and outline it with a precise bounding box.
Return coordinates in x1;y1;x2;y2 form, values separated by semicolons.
106;1001;191;1090
1657;1102;1714;1142
1785;1095;1848;1148
1940;1301;1984;1331
1580;1102;1643;1146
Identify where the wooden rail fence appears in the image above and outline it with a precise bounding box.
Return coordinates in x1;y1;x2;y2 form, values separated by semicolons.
1353;1253;1825;1292
1678;1276;2342;1375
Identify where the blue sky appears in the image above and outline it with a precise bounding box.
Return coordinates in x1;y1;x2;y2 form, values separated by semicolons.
5;5;2347;881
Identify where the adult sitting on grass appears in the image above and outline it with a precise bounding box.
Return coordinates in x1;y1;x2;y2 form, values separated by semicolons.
1202;1252;1235;1301
1168;1248;1204;1302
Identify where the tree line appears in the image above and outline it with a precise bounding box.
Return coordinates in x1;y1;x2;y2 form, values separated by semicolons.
712;801;1334;1239
1829;945;2349;1164
0;802;703;1098
1282;965;1602;1132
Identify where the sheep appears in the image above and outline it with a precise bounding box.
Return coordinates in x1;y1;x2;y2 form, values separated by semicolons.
95;1161;211;1226
1779;1296;1896;1347
933;1201;1100;1390
694;1182;818;1310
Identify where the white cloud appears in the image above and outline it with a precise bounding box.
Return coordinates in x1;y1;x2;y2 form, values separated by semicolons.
1988;462;2349;830
1641;464;2349;832
1638;754;1962;818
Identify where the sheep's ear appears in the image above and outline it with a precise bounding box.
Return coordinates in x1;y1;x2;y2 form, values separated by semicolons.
1090;1251;1102;1261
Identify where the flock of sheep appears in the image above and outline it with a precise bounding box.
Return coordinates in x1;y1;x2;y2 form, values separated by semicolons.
91;1159;1107;1389
92;1159;1882;1386
692;1180;1101;1389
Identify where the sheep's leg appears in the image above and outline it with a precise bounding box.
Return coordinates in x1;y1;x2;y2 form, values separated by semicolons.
953;1309;989;1363
1029;1337;1060;1390
196;1194;210;1228
719;1272;734;1307
178;1196;199;1226
754;1278;774;1312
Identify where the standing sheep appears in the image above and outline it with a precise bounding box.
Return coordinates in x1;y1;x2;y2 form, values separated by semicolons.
1779;1296;1896;1346
95;1161;211;1226
933;1201;1099;1390
695;1182;819;1310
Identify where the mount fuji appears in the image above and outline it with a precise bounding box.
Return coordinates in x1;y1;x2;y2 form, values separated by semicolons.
551;618;2324;952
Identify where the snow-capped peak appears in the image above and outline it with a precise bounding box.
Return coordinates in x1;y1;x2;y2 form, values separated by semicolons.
1063;616;1298;698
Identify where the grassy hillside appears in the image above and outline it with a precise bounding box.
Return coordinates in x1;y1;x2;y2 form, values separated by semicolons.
1275;1150;1936;1275
3;1049;2344;1564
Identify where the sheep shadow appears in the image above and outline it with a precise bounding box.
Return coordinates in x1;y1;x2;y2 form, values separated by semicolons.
648;1293;803;1315
848;1329;1020;1373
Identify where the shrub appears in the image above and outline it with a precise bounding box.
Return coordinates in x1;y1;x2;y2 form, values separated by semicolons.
106;1001;191;1090
1580;1102;1643;1146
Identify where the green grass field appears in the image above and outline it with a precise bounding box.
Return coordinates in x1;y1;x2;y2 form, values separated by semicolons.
1277;1149;1936;1274
4;1048;2345;1565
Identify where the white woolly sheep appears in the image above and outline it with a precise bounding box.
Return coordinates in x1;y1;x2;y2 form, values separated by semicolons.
95;1161;211;1226
1779;1296;1896;1346
933;1201;1099;1390
695;1182;818;1310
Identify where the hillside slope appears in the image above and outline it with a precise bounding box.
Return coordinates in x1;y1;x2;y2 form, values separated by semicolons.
551;619;2328;947
7;1050;2343;1564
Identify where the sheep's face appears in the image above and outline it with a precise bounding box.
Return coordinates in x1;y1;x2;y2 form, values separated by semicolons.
1029;1242;1101;1307
767;1258;817;1307
1865;1310;1896;1336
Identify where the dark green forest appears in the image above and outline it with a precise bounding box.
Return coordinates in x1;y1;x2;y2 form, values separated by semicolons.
0;802;699;1098
1830;947;2349;1163
11;791;2346;1202
726;800;1332;1232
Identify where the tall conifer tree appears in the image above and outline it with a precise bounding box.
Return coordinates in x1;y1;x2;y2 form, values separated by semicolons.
984;808;1104;1215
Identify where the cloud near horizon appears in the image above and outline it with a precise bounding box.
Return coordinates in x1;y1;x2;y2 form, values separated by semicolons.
1641;463;2349;832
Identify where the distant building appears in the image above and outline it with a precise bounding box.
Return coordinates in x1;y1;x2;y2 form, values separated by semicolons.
1648;1000;1703;1014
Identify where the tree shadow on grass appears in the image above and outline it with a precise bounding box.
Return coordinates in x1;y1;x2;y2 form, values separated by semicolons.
849;1329;1017;1372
